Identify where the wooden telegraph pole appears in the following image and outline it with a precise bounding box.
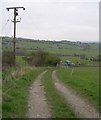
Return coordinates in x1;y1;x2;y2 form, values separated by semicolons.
6;7;25;66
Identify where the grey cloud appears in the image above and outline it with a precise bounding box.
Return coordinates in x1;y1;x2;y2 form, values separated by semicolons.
1;1;99;42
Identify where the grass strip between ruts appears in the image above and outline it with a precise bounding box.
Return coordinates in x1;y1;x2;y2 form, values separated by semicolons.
42;70;77;118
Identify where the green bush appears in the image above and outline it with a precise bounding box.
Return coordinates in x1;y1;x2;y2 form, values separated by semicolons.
23;50;60;67
2;51;14;69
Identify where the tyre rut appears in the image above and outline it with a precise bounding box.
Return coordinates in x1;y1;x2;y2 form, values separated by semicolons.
26;71;51;118
52;70;99;118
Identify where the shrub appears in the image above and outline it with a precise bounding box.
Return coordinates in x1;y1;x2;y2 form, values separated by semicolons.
80;54;87;59
2;51;14;69
23;50;60;67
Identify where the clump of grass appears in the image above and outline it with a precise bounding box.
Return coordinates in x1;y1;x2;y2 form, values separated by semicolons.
2;67;43;118
16;56;27;67
57;67;99;110
42;70;77;118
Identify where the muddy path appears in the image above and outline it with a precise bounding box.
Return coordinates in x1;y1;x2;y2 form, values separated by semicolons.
52;70;99;118
26;71;51;118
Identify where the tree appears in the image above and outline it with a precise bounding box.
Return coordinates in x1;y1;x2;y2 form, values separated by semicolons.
23;50;60;67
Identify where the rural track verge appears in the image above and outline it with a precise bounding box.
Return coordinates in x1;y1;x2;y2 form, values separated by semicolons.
52;70;99;118
26;71;51;118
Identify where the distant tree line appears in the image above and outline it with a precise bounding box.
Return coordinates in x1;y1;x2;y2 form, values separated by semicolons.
23;50;60;67
2;50;60;70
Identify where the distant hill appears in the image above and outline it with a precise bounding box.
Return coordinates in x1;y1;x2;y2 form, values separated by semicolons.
2;36;99;57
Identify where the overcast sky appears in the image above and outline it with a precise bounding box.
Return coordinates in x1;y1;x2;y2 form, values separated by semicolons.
1;0;100;42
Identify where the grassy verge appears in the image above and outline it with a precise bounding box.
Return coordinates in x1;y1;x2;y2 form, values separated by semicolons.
57;67;99;110
42;70;77;118
2;67;43;118
16;56;27;67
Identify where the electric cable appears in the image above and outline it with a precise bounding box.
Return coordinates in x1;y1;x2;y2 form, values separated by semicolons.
2;14;12;31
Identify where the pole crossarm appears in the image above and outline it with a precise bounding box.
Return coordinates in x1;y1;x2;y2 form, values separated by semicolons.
7;7;25;11
11;20;20;23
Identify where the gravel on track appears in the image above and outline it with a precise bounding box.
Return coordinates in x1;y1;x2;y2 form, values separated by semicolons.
26;71;51;118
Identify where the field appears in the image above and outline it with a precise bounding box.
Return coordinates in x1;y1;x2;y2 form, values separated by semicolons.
2;66;100;118
2;37;99;67
57;67;99;110
1;36;100;118
2;37;99;57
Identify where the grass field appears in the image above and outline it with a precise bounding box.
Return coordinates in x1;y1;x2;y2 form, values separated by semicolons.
42;69;77;118
2;67;44;118
16;56;27;66
56;67;99;110
2;37;99;58
2;37;99;67
2;37;100;118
